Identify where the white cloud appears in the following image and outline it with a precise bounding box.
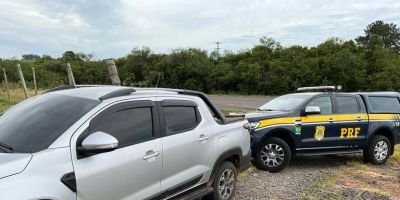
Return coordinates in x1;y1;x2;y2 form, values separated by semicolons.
0;0;400;59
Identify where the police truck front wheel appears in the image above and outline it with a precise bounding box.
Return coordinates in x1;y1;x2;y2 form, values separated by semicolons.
364;135;391;165
254;137;291;173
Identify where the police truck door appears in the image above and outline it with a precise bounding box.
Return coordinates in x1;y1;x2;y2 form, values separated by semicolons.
334;95;368;147
300;95;339;148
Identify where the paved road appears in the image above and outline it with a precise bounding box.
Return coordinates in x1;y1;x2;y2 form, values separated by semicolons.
209;95;274;112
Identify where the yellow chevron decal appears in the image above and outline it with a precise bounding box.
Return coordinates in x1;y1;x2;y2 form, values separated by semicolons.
257;113;398;128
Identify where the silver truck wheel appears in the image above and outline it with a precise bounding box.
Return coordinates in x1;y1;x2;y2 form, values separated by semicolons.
212;161;237;200
218;168;235;199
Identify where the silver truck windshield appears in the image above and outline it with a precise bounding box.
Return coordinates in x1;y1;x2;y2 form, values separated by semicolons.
0;94;99;153
258;94;311;111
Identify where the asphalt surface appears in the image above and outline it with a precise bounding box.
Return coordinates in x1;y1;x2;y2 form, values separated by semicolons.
209;95;274;112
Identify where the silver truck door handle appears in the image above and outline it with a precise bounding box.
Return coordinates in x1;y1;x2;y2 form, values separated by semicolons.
198;134;209;142
143;151;160;160
356;117;363;121
328;118;334;123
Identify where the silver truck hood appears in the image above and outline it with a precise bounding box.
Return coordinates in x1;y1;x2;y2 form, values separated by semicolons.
0;153;32;179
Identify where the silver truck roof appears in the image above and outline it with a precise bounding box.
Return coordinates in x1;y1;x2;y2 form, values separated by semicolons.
46;86;182;100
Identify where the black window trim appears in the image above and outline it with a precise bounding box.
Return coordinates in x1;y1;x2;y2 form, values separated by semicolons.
158;100;203;137
78;100;160;150
333;94;362;114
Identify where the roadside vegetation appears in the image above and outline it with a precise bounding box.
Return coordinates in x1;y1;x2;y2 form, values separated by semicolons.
1;20;400;95
304;146;400;200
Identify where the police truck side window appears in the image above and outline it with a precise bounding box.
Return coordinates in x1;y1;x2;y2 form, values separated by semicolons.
337;96;359;114
164;106;200;135
307;96;332;115
369;97;400;113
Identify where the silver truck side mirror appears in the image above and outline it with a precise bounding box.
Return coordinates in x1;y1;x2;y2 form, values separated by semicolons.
304;106;321;115
80;131;118;154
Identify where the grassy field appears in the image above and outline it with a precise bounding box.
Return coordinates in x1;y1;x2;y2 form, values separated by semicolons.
304;147;400;200
0;88;40;112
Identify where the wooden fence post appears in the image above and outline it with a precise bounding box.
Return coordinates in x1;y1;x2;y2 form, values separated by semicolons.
2;68;10;100
105;59;121;86
17;64;29;99
32;67;38;95
67;63;76;86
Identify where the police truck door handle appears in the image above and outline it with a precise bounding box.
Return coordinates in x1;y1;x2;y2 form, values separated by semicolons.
328;118;334;123
356;117;363;121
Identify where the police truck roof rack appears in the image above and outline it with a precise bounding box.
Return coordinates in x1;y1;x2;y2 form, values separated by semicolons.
296;86;337;93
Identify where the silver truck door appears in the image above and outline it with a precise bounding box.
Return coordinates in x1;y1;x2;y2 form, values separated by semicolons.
157;97;213;194
72;98;163;200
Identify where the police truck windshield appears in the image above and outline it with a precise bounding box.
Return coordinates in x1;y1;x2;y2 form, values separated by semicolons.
258;94;311;111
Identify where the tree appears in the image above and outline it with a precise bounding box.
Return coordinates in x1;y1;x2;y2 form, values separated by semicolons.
22;54;40;60
61;51;82;62
356;20;400;53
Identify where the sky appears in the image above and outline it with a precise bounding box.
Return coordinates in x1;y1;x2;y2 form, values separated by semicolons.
1;0;400;59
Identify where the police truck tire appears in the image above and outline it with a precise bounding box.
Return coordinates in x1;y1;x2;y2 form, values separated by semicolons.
365;135;391;165
211;161;237;200
254;137;291;173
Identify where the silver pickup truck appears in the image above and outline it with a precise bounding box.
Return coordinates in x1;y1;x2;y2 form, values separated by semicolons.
0;86;251;200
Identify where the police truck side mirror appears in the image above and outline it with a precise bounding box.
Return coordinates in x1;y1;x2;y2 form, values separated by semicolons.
303;106;321;115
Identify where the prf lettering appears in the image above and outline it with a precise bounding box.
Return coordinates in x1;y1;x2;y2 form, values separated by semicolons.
340;127;361;138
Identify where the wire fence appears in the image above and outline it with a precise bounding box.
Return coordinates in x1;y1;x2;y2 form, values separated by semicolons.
0;60;119;102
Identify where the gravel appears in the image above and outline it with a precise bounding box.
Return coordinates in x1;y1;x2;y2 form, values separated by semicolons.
233;155;358;200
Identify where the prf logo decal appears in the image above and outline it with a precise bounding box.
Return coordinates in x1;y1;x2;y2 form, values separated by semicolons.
314;126;325;141
340;128;360;138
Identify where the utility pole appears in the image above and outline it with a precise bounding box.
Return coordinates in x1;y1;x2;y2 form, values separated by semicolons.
105;59;121;86
66;63;76;86
16;64;29;99
32;67;38;95
2;68;10;100
215;42;221;54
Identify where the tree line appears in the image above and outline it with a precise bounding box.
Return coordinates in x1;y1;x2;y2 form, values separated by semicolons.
1;20;400;95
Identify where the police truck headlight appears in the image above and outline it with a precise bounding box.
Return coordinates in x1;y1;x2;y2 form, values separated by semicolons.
250;122;260;129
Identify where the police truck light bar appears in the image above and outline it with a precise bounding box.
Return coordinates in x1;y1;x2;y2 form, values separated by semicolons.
296;86;336;93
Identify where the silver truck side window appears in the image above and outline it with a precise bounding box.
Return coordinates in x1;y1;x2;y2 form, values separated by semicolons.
307;96;332;115
91;107;154;147
164;106;200;135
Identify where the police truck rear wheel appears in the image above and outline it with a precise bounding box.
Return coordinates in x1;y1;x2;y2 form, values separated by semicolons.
254;137;291;173
365;135;391;165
